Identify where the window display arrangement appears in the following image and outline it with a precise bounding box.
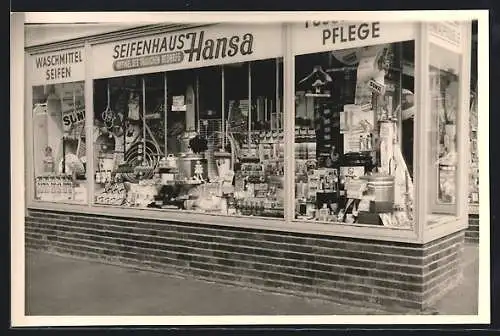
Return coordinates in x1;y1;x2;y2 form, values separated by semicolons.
294;41;415;228
32;81;87;203
26;21;473;238
92;58;285;218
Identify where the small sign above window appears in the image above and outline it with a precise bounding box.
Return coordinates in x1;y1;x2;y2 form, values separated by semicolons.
172;95;186;112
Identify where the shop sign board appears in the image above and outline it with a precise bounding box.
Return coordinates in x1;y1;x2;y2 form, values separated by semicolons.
428;21;462;53
292;21;416;56
91;24;283;79
29;48;85;86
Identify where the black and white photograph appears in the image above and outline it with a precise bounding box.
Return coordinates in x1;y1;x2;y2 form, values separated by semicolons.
10;11;490;327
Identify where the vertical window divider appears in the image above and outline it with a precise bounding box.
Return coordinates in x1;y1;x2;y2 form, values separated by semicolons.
221;65;226;150
196;74;200;134
457;22;472;221
397;43;404;146
164;73;168;156
248;62;252;146
141;77;147;163
84;42;94;208
26;52;34;206
61;92;66;175
283;23;295;223
276;57;280;128
415;23;429;241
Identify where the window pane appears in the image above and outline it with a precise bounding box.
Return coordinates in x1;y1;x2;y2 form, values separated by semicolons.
294;41;415;228
428;43;461;212
93;59;284;218
33;81;87;203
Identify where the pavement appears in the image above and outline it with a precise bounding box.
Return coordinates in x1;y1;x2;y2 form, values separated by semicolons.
24;244;479;316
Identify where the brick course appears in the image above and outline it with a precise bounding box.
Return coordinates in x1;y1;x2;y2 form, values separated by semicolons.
466;214;479;244
25;209;465;312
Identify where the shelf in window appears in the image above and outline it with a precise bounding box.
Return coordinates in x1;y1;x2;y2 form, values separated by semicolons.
305;93;331;98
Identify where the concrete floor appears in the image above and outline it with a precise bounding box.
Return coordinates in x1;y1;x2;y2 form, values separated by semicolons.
25;244;479;316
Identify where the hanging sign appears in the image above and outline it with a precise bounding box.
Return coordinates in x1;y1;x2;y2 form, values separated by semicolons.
428;21;462;53
29;48;85;86
172;95;186;112
62;107;86;130
292;21;415;56
91;24;283;79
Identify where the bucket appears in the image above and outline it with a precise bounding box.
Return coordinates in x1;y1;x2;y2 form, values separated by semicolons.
361;174;395;212
160;173;175;184
363;174;395;202
164;154;178;169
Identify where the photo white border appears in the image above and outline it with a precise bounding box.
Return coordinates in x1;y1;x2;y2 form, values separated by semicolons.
11;10;490;327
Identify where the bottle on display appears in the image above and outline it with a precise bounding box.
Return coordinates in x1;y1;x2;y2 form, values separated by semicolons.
61;176;68;200
67;176;72;200
366;134;372;151
47;176;54;201
45;177;50;200
330;202;338;215
66;176;71;200
43;146;55;174
319;203;330;222
47;176;53;201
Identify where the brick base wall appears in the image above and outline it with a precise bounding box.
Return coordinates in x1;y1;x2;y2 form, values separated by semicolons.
466;214;479;244
25;209;465;312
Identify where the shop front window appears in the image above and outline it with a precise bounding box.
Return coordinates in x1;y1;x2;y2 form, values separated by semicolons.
469;25;479;210
32;81;87;203
294;41;415;228
469;85;478;207
93;57;284;218
427;43;462;218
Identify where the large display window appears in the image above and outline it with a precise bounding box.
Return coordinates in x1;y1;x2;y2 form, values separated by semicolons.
25;21;473;243
293;41;416;228
425;27;468;227
428;44;461;209
32;82;87;203
423;22;471;230
468;30;479;212
469;86;478;208
92;58;284;218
